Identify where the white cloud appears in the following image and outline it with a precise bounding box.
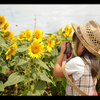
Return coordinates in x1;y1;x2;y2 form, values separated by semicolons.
0;4;100;36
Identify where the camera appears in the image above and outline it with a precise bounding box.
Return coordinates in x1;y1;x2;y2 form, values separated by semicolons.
57;42;72;58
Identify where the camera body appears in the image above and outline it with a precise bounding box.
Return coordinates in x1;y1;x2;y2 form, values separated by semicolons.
58;42;72;58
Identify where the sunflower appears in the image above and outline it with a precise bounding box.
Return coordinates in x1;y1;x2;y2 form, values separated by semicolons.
6;43;17;60
65;24;69;32
2;30;14;39
33;28;43;42
11;37;17;42
55;35;61;45
59;27;63;31
0;15;6;26
47;35;55;47
63;31;69;38
46;35;55;52
24;29;32;41
68;27;73;37
46;46;52;53
64;27;73;38
17;32;25;41
1;22;9;32
27;39;44;59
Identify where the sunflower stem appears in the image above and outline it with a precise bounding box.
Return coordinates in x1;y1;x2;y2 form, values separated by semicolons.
28;58;31;91
38;65;40;76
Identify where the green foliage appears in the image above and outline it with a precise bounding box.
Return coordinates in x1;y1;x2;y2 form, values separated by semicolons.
3;72;25;88
34;81;46;95
0;81;4;91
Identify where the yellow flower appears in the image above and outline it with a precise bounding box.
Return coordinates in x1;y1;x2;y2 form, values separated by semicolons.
63;25;73;38
55;35;61;45
47;37;55;48
0;15;6;26
46;35;55;52
63;31;69;38
49;34;54;40
59;27;63;31
24;29;32;41
46;46;52;53
12;37;17;42
27;39;44;59
6;43;17;60
68;27;73;37
2;30;14;39
17;32;25;41
33;28;43;42
1;22;9;32
65;24;69;32
64;27;73;38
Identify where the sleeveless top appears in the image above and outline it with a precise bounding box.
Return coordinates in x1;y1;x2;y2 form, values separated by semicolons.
66;56;97;96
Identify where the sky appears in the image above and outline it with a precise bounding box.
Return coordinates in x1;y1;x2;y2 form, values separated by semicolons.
0;4;100;36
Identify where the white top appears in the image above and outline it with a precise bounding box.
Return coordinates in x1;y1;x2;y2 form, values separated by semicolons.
65;56;85;81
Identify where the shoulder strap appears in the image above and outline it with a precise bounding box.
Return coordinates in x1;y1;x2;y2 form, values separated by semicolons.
62;61;88;96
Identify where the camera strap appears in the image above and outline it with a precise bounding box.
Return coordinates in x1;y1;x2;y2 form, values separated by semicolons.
62;60;88;96
64;42;70;54
64;45;67;54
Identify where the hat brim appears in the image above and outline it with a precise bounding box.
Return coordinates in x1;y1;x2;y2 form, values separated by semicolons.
72;23;100;56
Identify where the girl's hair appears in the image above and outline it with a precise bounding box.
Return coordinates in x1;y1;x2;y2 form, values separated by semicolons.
72;32;99;78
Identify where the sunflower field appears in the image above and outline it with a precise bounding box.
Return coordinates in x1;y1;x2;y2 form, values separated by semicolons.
0;15;100;96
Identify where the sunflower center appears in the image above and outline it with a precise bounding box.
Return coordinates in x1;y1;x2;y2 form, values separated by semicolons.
5;31;10;37
26;33;31;38
27;34;30;38
0;21;2;24
32;45;39;54
19;35;24;39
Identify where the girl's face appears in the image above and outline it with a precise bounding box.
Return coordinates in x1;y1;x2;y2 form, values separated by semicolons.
74;39;85;56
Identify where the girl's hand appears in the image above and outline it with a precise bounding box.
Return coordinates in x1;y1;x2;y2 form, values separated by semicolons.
61;41;73;59
60;41;67;55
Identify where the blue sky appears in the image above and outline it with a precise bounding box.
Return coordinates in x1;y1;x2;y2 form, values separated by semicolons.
0;4;100;36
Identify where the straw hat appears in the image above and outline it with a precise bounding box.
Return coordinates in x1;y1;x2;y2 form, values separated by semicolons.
72;20;100;56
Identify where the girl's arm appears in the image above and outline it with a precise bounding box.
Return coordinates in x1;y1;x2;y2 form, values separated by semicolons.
53;42;73;77
53;53;65;77
53;42;67;77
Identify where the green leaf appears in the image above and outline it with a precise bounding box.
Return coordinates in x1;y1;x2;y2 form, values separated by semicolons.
0;37;8;48
16;58;30;66
50;61;54;68
0;81;4;91
17;45;27;52
38;72;52;83
51;48;58;56
36;59;50;71
34;81;46;95
31;67;37;80
33;90;41;96
0;58;8;74
61;77;67;89
1;64;8;74
27;91;33;96
3;72;25;87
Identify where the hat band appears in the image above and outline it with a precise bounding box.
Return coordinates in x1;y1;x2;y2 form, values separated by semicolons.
77;27;89;45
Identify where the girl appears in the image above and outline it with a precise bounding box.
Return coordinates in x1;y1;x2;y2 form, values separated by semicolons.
53;20;100;96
